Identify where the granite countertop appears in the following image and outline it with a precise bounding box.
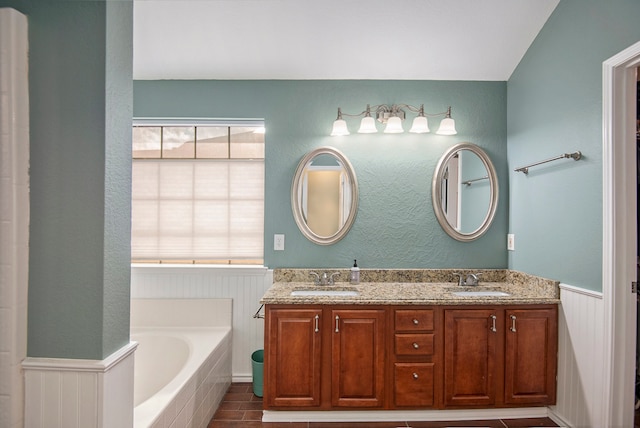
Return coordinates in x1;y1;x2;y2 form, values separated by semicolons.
260;269;560;306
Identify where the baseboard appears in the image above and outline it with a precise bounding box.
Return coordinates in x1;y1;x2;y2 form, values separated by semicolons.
547;407;572;427
262;407;549;423
232;374;253;383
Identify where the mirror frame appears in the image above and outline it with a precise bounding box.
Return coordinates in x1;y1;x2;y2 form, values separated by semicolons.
291;146;359;245
431;142;499;242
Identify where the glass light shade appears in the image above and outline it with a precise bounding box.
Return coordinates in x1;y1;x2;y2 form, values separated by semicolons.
436;117;457;135
409;116;430;133
358;116;378;133
331;119;350;136
384;116;404;133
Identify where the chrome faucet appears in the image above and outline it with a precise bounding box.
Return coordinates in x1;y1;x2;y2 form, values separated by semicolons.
309;271;341;285
453;272;482;286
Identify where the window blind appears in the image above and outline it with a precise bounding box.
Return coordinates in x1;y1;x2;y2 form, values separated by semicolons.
131;159;264;260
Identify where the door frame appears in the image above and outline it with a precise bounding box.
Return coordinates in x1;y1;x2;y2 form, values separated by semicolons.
602;40;640;427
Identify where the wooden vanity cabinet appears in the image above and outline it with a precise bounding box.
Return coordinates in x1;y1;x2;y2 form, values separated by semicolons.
444;308;499;407
504;307;558;405
443;305;558;408
264;307;322;407
390;308;442;408
264;305;385;409
265;303;557;411
331;308;386;407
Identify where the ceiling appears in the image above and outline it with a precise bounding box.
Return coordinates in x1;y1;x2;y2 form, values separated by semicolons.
133;0;560;81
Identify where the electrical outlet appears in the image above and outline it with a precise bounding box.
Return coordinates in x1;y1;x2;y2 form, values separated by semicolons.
507;234;515;251
274;234;285;251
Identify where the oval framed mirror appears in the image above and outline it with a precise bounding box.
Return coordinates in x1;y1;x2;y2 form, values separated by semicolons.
431;142;499;242
291;146;359;245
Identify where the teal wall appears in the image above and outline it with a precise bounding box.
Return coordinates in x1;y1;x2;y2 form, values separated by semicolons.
8;1;134;359
0;1;25;14
134;80;508;269
507;0;640;292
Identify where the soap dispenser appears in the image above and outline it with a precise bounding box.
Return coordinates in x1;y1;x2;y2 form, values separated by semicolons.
350;259;360;284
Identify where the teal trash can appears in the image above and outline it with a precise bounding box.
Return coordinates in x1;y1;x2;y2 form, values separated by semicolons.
251;349;264;397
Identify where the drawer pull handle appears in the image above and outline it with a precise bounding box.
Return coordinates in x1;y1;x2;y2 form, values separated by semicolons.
413;319;419;325
510;315;517;332
412;373;419;379
314;314;319;333
490;315;497;333
335;315;340;333
413;342;419;349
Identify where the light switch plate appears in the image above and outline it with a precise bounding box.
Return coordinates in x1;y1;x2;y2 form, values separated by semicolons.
507;234;515;251
274;234;285;251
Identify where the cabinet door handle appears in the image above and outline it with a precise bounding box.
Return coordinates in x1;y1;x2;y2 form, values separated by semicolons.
490;315;497;332
314;314;319;333
510;315;517;332
412;372;419;379
412;342;419;349
335;315;340;333
413;318;419;325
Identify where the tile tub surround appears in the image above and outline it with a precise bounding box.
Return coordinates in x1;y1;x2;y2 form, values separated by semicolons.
263;269;559;305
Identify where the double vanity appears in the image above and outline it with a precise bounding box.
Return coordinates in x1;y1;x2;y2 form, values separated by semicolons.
260;269;559;413
267;144;557;417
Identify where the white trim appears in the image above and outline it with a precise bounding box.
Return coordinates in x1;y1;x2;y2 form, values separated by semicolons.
547;408;572;428
131;263;269;276
232;375;252;383
559;282;603;299
602;40;640;428
22;341;138;373
133;117;265;127
0;8;29;428
262;408;549;423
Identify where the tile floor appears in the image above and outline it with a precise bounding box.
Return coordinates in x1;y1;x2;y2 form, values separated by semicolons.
207;383;560;428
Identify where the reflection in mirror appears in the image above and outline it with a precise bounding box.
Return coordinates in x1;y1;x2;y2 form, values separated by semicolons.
292;147;358;245
432;143;498;241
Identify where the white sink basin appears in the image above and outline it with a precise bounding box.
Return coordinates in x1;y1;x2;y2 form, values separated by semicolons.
290;289;359;297
452;291;511;297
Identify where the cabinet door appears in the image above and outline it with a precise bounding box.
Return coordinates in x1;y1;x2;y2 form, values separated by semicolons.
265;307;322;407
444;308;498;407
504;307;558;405
331;309;386;407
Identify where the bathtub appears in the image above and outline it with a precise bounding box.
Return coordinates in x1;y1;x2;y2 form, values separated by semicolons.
131;299;233;428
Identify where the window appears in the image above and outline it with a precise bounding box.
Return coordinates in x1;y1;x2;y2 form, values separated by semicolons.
131;120;265;264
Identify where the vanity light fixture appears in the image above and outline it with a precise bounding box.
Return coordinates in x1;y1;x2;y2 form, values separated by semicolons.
330;104;457;136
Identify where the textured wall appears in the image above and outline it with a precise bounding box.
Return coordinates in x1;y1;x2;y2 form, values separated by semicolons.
26;1;133;359
133;80;508;269
507;0;640;292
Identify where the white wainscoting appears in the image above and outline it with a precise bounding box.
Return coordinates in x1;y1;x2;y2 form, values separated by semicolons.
130;265;273;381
549;283;605;428
22;342;137;428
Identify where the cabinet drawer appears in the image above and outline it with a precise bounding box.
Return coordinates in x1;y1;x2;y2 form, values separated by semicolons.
395;309;434;331
394;333;434;356
394;363;434;407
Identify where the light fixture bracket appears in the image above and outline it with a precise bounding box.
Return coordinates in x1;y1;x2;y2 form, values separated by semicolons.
376;109;405;124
